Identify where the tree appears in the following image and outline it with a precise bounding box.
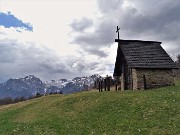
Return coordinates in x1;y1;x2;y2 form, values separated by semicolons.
35;92;42;98
0;97;13;105
14;97;26;103
59;90;63;94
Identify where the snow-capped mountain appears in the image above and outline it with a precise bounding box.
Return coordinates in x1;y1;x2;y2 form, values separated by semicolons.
62;74;101;94
45;79;69;89
45;74;101;94
0;75;45;98
0;74;101;99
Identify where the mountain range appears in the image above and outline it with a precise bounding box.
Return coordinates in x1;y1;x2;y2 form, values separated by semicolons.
0;74;101;99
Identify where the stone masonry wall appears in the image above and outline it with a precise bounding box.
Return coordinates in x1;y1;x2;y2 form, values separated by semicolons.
132;68;174;90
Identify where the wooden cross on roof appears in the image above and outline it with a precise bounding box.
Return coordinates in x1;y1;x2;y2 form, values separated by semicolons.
116;26;120;39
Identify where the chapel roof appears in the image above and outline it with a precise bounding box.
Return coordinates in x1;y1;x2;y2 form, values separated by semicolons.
113;39;178;76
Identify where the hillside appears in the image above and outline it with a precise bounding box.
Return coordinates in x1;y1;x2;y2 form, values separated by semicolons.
0;80;180;135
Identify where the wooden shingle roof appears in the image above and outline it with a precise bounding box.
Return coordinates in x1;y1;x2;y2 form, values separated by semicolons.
114;39;178;70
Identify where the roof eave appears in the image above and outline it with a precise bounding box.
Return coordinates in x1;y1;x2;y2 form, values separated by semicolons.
129;66;178;69
115;39;162;44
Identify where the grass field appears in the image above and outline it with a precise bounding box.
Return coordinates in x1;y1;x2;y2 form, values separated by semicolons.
0;80;180;135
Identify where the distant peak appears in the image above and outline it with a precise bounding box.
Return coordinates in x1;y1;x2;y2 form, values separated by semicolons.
24;75;37;78
22;75;41;81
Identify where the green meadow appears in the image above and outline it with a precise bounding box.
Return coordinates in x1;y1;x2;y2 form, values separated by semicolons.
0;80;180;135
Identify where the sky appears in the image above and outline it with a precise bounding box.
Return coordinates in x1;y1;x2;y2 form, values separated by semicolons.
0;0;180;82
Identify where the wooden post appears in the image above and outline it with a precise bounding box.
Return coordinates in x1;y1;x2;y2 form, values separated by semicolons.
99;81;101;92
104;78;107;91
107;77;110;91
115;83;118;91
143;75;147;90
101;80;103;92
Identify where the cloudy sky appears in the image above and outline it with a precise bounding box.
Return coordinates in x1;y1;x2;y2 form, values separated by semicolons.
0;0;180;82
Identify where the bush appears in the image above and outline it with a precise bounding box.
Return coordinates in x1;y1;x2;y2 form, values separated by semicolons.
59;91;63;94
0;97;13;105
35;92;42;98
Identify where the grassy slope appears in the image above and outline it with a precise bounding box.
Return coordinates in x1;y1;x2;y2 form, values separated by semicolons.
0;81;180;135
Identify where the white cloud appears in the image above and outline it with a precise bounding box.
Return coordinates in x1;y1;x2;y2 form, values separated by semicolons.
1;0;98;57
0;0;179;82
